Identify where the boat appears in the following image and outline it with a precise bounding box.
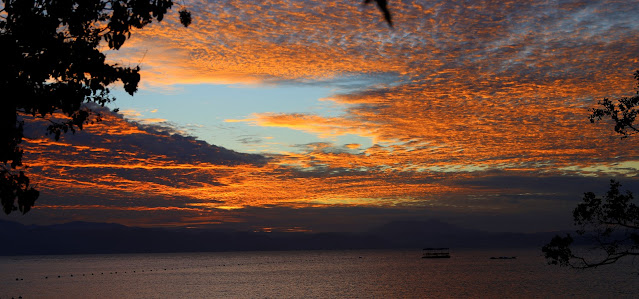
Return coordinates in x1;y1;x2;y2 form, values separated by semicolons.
422;247;451;258
489;256;517;260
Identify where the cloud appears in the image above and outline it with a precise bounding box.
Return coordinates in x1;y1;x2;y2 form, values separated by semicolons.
226;112;381;140
7;0;639;233
118;108;166;124
14;107;639;232
105;0;412;87
99;0;638;110
163;0;639;176
11;107;546;230
345;143;361;149
104;1;639;175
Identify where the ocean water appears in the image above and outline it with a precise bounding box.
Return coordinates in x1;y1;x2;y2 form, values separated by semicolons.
0;248;637;298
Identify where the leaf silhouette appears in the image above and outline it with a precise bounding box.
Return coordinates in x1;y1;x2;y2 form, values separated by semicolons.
364;0;392;27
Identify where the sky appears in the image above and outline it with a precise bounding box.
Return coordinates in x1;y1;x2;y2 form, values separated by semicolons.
6;0;639;233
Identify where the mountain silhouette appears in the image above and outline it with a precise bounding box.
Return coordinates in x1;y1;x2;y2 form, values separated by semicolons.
1;219;558;255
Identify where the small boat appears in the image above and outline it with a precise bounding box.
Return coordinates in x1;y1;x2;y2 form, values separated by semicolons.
422;247;451;258
489;256;517;260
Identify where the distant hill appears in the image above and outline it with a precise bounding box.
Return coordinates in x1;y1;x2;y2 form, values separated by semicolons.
0;219;559;255
370;220;557;249
46;221;129;231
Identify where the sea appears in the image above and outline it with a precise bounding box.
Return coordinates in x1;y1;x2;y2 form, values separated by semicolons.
1;248;637;298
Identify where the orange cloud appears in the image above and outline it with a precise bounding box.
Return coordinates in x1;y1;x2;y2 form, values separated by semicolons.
16;1;639;231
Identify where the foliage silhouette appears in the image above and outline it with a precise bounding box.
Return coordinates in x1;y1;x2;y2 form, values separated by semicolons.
364;0;392;26
0;0;190;214
178;9;192;28
0;1;392;215
589;70;639;138
543;180;639;270
543;71;639;271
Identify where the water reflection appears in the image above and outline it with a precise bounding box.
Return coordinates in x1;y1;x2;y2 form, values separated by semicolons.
0;249;637;298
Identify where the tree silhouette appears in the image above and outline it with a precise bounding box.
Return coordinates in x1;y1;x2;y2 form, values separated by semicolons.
589;70;639;138
544;71;639;270
1;0;392;215
543;180;639;270
0;0;192;214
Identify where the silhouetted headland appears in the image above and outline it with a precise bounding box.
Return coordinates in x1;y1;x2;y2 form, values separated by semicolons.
1;219;559;255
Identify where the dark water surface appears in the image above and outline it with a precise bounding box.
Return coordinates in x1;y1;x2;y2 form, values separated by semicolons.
1;249;637;298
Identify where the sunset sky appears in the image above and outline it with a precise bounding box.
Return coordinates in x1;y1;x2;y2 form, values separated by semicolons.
6;0;639;233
